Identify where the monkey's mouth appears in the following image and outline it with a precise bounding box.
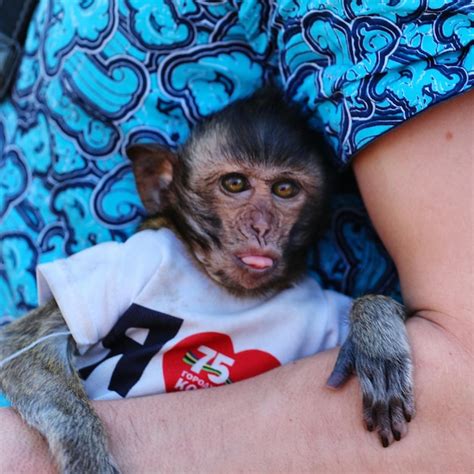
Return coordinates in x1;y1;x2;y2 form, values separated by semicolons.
235;250;278;273
239;255;274;270
214;250;286;293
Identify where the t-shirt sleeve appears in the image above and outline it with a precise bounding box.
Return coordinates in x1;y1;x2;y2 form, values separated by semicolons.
322;289;352;347
36;230;163;349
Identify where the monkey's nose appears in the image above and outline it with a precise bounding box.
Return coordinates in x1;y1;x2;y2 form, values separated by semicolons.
250;222;270;237
250;211;272;240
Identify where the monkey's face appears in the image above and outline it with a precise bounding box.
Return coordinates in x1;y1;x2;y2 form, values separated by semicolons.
175;161;326;296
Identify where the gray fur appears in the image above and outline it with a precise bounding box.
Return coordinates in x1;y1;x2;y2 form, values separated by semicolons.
0;302;119;474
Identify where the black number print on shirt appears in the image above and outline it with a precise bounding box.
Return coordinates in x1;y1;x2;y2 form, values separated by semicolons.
79;304;183;397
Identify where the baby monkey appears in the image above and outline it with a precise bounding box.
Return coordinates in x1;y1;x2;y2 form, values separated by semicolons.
0;91;414;474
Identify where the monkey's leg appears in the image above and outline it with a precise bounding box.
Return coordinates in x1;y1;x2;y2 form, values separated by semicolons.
0;301;119;474
327;295;415;447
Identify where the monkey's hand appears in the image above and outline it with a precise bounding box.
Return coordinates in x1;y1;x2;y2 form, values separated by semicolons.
327;295;415;447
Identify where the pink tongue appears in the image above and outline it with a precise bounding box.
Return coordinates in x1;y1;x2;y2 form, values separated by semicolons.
241;256;273;269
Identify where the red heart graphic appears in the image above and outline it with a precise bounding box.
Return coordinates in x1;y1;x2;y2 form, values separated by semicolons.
163;332;281;392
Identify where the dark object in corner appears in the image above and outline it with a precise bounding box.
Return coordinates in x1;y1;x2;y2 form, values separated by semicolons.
0;0;38;100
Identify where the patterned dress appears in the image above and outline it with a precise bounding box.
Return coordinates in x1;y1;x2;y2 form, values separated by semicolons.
0;0;472;320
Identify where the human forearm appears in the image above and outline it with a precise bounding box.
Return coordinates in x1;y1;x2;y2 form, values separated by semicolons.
1;316;471;473
97;317;474;473
0;408;55;473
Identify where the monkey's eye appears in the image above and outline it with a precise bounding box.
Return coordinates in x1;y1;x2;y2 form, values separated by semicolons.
220;173;249;193
272;180;300;199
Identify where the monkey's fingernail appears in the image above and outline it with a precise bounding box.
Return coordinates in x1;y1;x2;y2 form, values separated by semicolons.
381;436;389;448
393;430;401;441
366;422;374;432
405;414;412;422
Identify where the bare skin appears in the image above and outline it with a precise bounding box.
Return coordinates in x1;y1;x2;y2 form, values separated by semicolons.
0;90;472;473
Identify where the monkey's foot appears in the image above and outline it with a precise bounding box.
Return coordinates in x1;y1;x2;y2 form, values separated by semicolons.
327;337;415;447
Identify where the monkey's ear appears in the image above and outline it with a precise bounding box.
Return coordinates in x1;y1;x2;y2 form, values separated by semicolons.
126;144;177;215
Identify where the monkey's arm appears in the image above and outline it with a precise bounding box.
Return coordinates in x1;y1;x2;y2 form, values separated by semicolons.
0;301;118;474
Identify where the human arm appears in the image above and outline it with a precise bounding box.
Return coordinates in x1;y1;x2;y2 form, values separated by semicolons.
0;321;471;473
0;90;472;473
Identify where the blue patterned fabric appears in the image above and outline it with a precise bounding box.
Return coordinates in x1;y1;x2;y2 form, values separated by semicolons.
0;1;472;322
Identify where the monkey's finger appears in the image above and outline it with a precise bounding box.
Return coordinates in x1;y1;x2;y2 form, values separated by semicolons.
326;339;354;389
402;395;416;422
373;401;394;448
362;394;375;431
357;359;388;436
389;398;408;441
385;357;415;426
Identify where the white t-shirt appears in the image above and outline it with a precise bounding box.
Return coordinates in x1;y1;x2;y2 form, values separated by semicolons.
37;229;351;400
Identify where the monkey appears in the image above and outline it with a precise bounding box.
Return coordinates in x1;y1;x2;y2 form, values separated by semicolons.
0;90;414;474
